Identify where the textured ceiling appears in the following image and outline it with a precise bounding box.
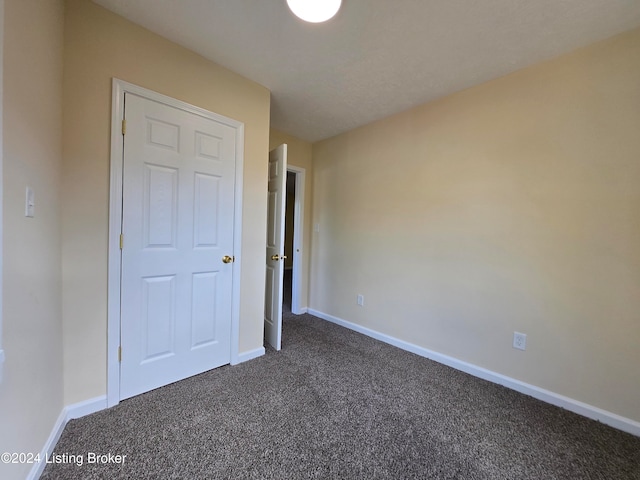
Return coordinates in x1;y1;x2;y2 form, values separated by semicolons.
93;0;640;142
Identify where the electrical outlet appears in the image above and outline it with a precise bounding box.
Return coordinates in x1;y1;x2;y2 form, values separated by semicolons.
357;294;364;306
513;332;527;351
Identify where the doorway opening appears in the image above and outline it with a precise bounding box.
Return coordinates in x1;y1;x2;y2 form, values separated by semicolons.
285;166;305;316
108;80;244;406
283;171;296;313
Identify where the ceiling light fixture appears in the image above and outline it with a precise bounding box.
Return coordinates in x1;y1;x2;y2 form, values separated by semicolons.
287;0;342;23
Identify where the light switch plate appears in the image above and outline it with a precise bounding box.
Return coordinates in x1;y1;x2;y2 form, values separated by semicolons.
25;187;35;217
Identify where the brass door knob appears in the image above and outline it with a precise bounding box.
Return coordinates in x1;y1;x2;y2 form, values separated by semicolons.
222;255;234;264
271;254;288;261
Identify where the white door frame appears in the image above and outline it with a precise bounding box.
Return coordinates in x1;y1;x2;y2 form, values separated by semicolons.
107;79;245;407
287;165;306;315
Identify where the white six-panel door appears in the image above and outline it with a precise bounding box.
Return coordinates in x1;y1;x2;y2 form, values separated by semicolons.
120;93;236;399
264;145;287;351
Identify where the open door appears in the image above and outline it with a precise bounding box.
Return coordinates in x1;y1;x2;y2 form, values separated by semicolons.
265;144;287;350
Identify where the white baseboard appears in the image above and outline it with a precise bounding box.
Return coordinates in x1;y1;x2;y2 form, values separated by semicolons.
307;308;640;437
26;409;66;480
65;395;108;421
27;395;108;480
292;307;308;315
232;347;265;365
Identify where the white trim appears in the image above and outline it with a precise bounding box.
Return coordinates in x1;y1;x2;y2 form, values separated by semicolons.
107;79;125;407
230;123;245;365
287;165;306;315
232;347;265;365
26;396;108;480
308;308;640;437
65;395;108;420
107;79;245;407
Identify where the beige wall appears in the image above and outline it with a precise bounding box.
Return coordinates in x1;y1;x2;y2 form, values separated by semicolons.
0;1;65;479
311;28;640;421
270;129;313;310
62;0;270;405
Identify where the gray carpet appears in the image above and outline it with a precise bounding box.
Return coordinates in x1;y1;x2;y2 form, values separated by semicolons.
42;312;640;479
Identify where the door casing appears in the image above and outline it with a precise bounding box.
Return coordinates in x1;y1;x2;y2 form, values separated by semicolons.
107;79;245;407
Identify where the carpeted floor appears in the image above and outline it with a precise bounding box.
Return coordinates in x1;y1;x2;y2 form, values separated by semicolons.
42;311;640;479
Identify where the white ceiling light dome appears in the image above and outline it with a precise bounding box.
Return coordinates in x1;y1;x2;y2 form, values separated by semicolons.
287;0;342;23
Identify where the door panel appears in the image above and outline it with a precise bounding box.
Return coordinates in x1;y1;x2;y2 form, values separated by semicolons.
141;275;175;362
120;93;236;399
191;271;218;348
193;173;220;247
144;164;178;248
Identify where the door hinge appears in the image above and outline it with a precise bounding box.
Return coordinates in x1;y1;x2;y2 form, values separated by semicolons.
122;119;127;135
118;346;122;362
119;234;124;250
